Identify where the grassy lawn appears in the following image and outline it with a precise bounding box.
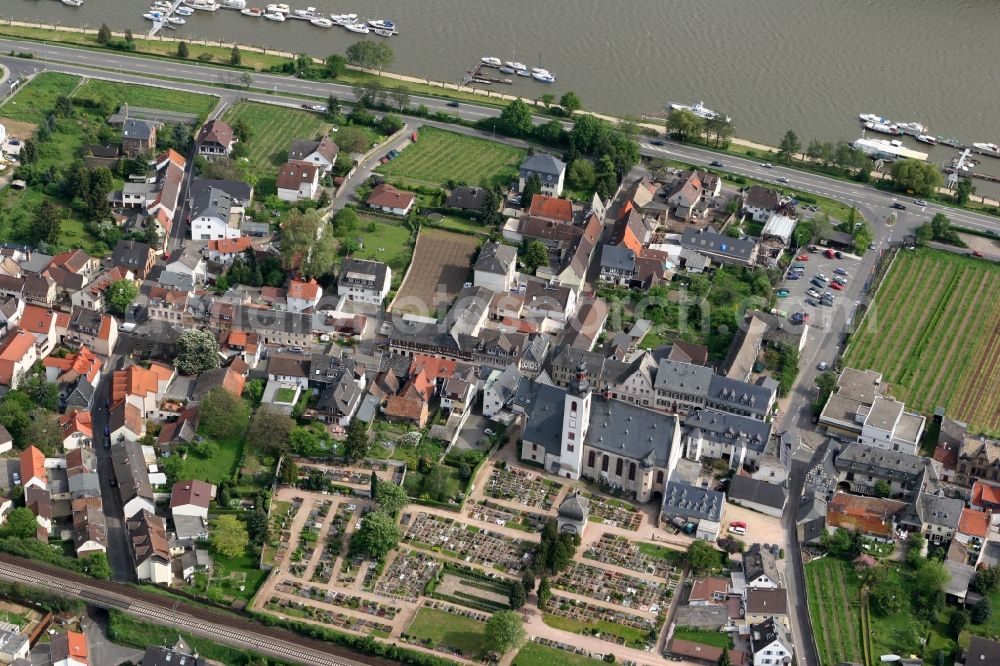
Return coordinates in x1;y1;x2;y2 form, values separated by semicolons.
73;79;217;120
377;127;524;189
513;642;603;666
0;72;80;123
671;626;734;649
804;557;864;666
428;215;489;235
336;217;414;287
542;613;650;646
274;387;297;403
405;607;490;659
205;551;268;603
845;247;1000;433
637;541;685;561
180;436;243;485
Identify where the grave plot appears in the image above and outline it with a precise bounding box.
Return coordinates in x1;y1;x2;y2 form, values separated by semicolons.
289;499;332;578
551;562;673;612
485;466;563;511
467;500;549;533
402;511;534;574
428;564;516;612
543;592;659;648
275;580;401;621
311;502;356;584
583;494;643;531
374;550;441;602
583;534;683;580
265;595;393;636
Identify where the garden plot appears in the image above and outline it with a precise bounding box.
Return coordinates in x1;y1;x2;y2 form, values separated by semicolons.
543;592;659;647
583;534;683;579
584;494;643;531
485;466;563;511
429;564;515;612
265;595;393;636
375;550;441;602
552;562;673;612
311;503;355;585
402;511;534;574
467;499;549;533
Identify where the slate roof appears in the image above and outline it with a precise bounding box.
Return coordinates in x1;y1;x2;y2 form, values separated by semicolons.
681;227;758;263
446;185;489;210
339;257;390;291
685;408;772;453
122;118;155;141
191;186;239;221
744;186;781;211
654;358;714;393
728;476;788;511
746;588;789;615
288;135;338;163
558;492;589;521
661;481;724;521
744;543;782;585
520;153;566;177
188;178;253;204
600;243;636;272
474;241;517;275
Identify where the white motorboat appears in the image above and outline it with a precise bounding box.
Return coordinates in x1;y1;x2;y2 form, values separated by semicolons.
292;6;324;19
61;0;85;6
344;21;369;33
143;11;163;20
668;100;730;122
367;19;395;30
481;57;501;67
184;0;220;10
241;6;262;15
265;3;289;13
532;71;555;83
221;0;246;8
174;5;194;15
330;13;357;24
263;10;285;20
505;61;527;71
310;17;333;27
531;67;549;75
166;16;186;23
972;143;1000;158
498;66;515;75
373;28;395;37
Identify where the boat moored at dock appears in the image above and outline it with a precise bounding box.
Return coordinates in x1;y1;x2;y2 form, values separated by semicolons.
481;57;502;67
265;3;289;13
669;101;730;122
532;71;555;83
916;135;938;145
291;6;324;19
61;0;85;7
263;10;285;20
220;0;246;8
174;5;193;14
343;21;370;33
864;121;903;136
184;0;220;10
310;16;333;27
240;6;262;15
972;143;1000;158
330;13;357;24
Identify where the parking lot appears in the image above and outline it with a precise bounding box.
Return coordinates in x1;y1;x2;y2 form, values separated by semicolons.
776;247;863;336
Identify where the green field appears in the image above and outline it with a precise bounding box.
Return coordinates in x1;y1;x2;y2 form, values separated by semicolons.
180;435;243;485
377;127;525;188
513;642;602;666
845;248;1000;432
671;626;734;649
0;72;80;124
73;79;218;120
541;613;650;647
405;607;490;659
804;557;864;666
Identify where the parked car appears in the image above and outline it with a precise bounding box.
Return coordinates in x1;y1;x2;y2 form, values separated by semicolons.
807;288;821;299
786;273;800;281
869;242;877;250
776;289;790;297
834;276;847;285
810;278;826;289
835;251;843;259
830;281;843;290
309;104;327;112
797;254;809;261
891;202;906;210
484;428;495;436
834;267;848;275
815;272;829;282
808;245;818;253
825;248;836;258
817;361;829;371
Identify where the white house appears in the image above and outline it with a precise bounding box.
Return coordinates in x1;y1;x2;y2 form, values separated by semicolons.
366;183;415;216
743;544;782;590
287;278;322;314
337;257;391;305
0;621;28;663
288;136;339;174
268;354;311;389
519;153;566;197
474;242;518;293
128;510;172;584
170;479;215;520
276;160;320;203
750;617;794;666
482;365;523;419
189;186;244;240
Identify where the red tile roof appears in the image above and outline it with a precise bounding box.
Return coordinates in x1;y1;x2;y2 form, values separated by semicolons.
973;481;1000;507
366;183;415;210
60;410;94;440
65;630;89;664
197;119;234;147
170;479;214;510
288;278;320;301
528;194;573;223
20;304;56;335
276;160;319;191
827;492;908;539
959;508;990;538
208;236;253;254
385;395;426;422
0;329;36;384
20;445;46;484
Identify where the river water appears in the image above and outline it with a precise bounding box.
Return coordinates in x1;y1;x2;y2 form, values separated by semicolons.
5;0;1000;158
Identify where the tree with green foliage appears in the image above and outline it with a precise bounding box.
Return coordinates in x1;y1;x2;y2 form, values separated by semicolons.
873;480;891;498
776;344;799;398
19;376;59;412
567;158;596;192
0;508;39;539
870;578;905;615
345;40;394;74
916;212;965;247
242;378;264;408
973;596;993;624
975;566;1000;593
519;239;548;273
324;53;346;79
175;329;221;375
666;108;703;142
951;609;970;634
106;279;138;317
913;558;949;619
778;130;801;163
211;515;250;558
686;540;719;572
853;218;873;253
230;45;242;65
389;85;410;111
248;405;295;456
509;583;525;609
354;511;401;560
811;370;839;415
497;99;533;137
81;552;112;580
177;41;189;58
280;209;337;277
241;509;268;547
24;409;62;457
374;480;408;515
485;610;525;656
198;388;249;441
537;577;551;607
718;646;731;666
33;200;62;245
539;94;555;109
330;206;358;235
821;528;863;558
704;114;734;148
520;173;541;207
522;570;535;594
370;471;378;499
279;458;299;485
956;178;975;206
343;419;370;460
559;91;581;114
98;23;111;45
906;531;927;568
890;158;942;196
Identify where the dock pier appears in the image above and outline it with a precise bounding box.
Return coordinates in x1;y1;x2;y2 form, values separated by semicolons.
148;0;184;37
461;61;513;86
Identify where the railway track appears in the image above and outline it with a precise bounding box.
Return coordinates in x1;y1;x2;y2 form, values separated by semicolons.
0;553;393;666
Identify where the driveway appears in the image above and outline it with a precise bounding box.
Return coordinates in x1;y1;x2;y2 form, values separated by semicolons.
452;413;492;452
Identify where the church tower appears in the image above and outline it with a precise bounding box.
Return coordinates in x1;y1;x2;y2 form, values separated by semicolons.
559;362;592;479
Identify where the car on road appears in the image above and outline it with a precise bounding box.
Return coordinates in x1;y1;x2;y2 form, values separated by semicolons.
762;163;773;168
890;202;906;210
830;281;843;290
777;176;790;183
806;288;821;299
710;160;724;167
834;267;848;275
973;250;984;257
651;139;665;146
776;288;790;297
869;242;876;250
446;101;460;108
310;104;327;112
104;437;111;449
817;361;829;371
914;199;928;206
797;253;809;261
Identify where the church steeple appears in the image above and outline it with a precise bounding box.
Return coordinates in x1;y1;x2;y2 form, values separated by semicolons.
569;361;590;396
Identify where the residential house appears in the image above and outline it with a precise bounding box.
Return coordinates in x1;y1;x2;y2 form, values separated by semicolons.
742;187;782;224
523;281;577;331
901;493;964;544
112;439;155;518
482;365;524;419
276;160;320;203
598;244;637;286
956;508;990;552
384;394;429;427
195;119;236;158
220;330;261;368
519;153;566;197
688;576;731;605
440;366;477;416
50;630;88;666
22;272;56;306
72;266;134;311
164;246;207;285
148;150;186;238
473;242;518;293
60;410;94;451
288;135;339;173
192;364;246;400
72;497;108;557
205;236;253;265
759;214;797;264
722;315;767;382
158;407;199;451
25;485;52;538
0;622;29;663
190;187;244;240
108;400;143;442
743;544;783;589
19;303;57;357
972;480;1000;511
268;354;311;389
66;447;101;500
666;640;726;665
20;445;47;490
826;492;908;541
728;476;787;518
366;183;415;215
0;425;11;454
128;510;171;584
188;179;254;209
684;409;773;470
112;240;156;280
745;589;790;632
445;185;489;212
170;480;215;520
832;442;940;499
0;329;37;388
681;227;760;268
964;637;1000;665
338;257;391;305
956;436;1000;488
660;482;724;541
749;617;794;666
313;371;365;426
112;362;174;418
666;170;715;221
233;306;314;348
287;278;322;313
121;119;157;157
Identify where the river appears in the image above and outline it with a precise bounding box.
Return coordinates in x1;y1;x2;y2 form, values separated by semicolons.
5;0;1000;169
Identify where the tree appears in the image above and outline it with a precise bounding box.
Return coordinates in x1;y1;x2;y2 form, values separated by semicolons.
243;378;264;408
81;552;112;580
211;515;250;558
374;480;408;515
97;23;111;45
519;239;548;273
335;126;369;154
343;419;370;460
124;29;134;43
485;610;525;655
422;464;454;502
559;91;581;114
354;511;401;560
279;458;299;485
777;130;801;163
497;99;533;138
821;528;863;558
248;405;295;456
718;646;731;666
33;200;62;245
0;507;39;539
666;108;703;142
19;376;59;412
889;158;942;196
704;114;734;148
389;84;411;110
873;479;891;498
106;279;138;317
240;72;253;89
241;509;268;547
520;173;541;207
509;583;525;609
870;578;905;616
567;158;596;192
537;577;551;607
229;45;241;65
973;596;993;624
906;531;927;568
522;571;535;594
279;209;337;277
324;53;347;79
539;93;554;109
175;329;221;375
686;540;719;572
371;41;394;74
199;388;249;441
951;609;970;634
24;410;62;456
913;559;949;618
975;566;1000;593
956;178;975;206
177;41;189;58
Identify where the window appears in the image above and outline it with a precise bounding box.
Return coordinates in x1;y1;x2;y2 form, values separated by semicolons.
656;470;663;484
615;459;623;476
570;400;577;413
628;462;636;481
567;443;574;452
588;451;595;467
601;456;609;472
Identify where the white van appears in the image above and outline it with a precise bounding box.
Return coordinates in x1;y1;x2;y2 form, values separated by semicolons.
728;525;747;536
